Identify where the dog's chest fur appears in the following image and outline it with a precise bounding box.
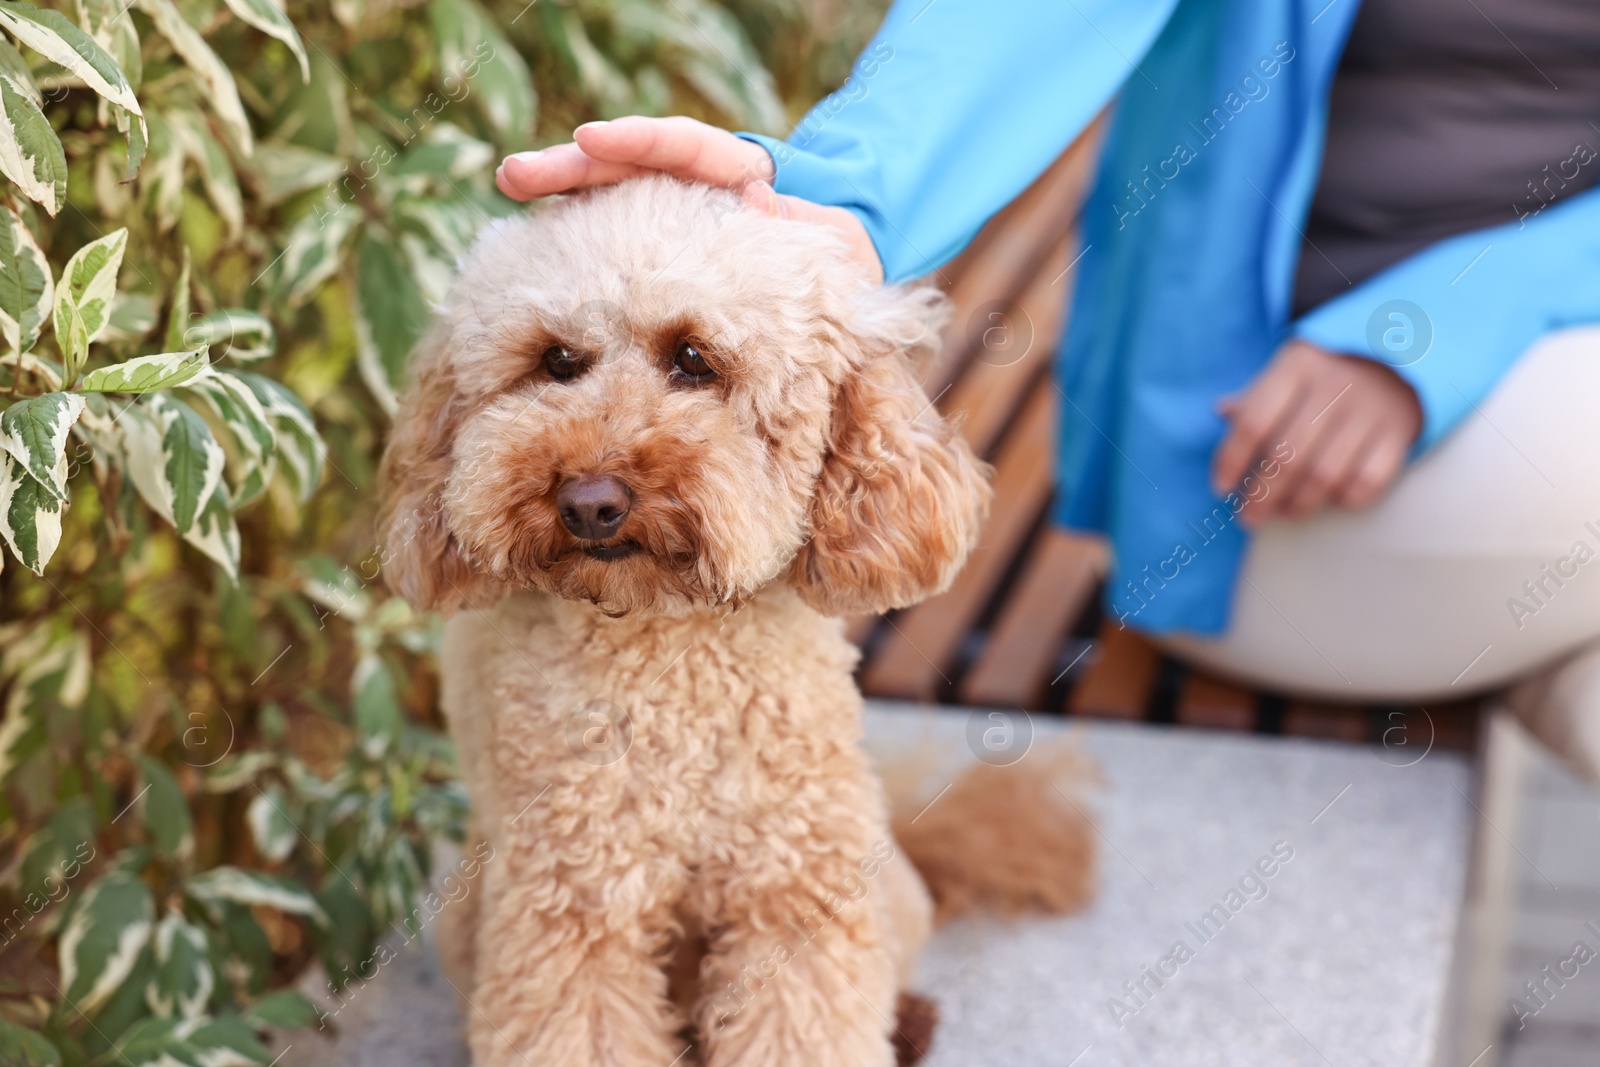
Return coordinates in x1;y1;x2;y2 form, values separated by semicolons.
439;586;885;882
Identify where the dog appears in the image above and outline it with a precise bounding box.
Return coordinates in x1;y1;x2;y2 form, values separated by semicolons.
378;176;1092;1066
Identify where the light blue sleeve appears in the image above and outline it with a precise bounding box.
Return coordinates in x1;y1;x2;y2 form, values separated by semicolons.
736;0;1180;283
1293;187;1600;452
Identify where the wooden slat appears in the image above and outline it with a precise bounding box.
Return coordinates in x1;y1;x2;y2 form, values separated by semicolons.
1429;699;1483;752
1069;624;1159;719
1284;702;1368;742
844;615;876;645
958;528;1106;708
862;384;1056;700
1177;674;1257;730
940;234;1076;456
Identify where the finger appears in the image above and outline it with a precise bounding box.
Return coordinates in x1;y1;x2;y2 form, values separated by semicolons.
1211;364;1304;496
740;183;884;281
1339;432;1408;510
1245;390;1342;524
495;143;647;199
573;116;774;188
1281;417;1376;519
738;178;787;218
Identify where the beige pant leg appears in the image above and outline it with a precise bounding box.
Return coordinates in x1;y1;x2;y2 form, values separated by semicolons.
1161;325;1600;706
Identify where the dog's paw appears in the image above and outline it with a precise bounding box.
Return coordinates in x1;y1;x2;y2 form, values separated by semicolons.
892;992;938;1066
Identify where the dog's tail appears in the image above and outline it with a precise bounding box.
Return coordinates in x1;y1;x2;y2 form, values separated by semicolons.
885;739;1098;923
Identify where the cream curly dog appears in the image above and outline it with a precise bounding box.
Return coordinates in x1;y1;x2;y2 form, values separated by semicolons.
378;176;1090;1067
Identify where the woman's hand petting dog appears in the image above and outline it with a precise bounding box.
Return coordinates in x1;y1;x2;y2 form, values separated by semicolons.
1212;339;1422;526
495;115;884;281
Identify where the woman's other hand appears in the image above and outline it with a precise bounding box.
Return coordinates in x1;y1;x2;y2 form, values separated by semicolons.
1211;339;1422;525
496;116;882;281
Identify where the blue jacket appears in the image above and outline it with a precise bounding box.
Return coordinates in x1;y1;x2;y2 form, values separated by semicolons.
739;0;1600;635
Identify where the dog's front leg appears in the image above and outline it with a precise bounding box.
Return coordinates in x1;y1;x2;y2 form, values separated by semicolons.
466;853;686;1067
695;863;899;1067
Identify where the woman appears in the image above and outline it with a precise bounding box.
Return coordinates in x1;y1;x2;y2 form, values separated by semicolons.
494;0;1600;774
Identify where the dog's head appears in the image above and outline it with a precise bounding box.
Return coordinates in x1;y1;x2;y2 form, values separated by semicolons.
377;176;990;618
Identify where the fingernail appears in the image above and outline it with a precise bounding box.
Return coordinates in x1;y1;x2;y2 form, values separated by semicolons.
576;120;609;133
506;150;542;164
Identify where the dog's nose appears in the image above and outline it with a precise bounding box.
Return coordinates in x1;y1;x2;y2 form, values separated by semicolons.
557;474;633;540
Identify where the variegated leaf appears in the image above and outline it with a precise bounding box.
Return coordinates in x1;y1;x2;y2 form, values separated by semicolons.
179;1016;272;1067
58;870;154;1014
108;1018;193;1067
272;200;357;307
184;309;273;362
245;786;295;862
0;36;33;98
121;392;224;534
0;1016;60;1065
0;202;51;355
142;110;184;233
135;0;251;155
164;246;189;351
186;866;328;923
0;390;83;498
78;346;209;393
391;123;494;186
0;453;60;573
135;752;193;858
235;371;322;502
0;66;64;214
251;141;343;207
0;0;141;114
146;913;213;1019
355;232;427;417
429;0;535;150
119;104;146;178
184;473;239;577
168;110;241;238
183;368;276;507
105;291;158;342
220;0;307;81
52;227;127;378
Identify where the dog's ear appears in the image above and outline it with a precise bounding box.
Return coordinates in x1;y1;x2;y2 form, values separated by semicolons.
376;319;500;613
790;286;992;616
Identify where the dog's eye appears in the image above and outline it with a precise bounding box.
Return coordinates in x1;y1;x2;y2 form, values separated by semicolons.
543;345;584;382
672;342;715;384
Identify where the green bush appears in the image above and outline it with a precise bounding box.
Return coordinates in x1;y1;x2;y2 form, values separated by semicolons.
0;0;882;1062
